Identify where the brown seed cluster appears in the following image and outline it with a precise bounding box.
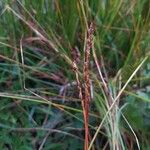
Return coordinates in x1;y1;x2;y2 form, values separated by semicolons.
83;22;94;103
71;46;81;65
71;22;95;150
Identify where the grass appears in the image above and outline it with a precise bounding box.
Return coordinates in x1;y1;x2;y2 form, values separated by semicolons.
0;0;150;149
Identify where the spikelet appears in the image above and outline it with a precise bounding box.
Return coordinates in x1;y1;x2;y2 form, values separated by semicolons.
71;22;95;150
83;22;94;103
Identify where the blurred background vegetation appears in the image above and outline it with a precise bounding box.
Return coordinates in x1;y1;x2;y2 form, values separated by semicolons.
0;0;150;149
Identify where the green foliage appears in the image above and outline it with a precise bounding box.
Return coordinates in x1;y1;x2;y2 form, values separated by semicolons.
0;0;149;149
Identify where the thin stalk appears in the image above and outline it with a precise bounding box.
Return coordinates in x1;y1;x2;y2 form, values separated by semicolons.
89;56;148;150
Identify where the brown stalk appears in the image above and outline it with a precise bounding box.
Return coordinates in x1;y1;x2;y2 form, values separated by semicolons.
71;23;94;150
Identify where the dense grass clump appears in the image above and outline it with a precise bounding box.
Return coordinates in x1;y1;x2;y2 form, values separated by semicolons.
0;0;150;149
